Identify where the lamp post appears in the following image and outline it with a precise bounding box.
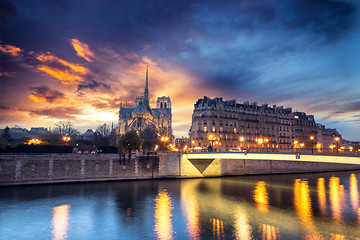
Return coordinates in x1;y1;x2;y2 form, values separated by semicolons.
334;137;340;153
310;136;314;153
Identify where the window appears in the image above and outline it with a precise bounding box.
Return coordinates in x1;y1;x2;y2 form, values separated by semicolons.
220;127;223;132
234;128;237;133
204;126;207;132
212;127;216;133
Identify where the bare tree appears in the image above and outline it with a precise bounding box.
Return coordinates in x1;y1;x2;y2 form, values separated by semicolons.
54;121;80;136
96;124;111;137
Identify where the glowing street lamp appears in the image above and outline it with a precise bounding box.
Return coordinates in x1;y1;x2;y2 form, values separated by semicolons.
310;136;314;153
63;136;71;145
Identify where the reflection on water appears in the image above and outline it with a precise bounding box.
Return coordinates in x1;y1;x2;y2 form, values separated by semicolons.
154;189;174;240
329;177;345;223
317;178;327;216
233;206;252;240
51;205;70;240
181;181;200;240
210;218;224;240
350;174;359;213
259;224;279;240
253;181;269;213
294;179;322;240
1;171;359;240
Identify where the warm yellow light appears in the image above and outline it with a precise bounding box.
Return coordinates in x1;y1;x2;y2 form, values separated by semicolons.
294;140;298;144
240;137;244;142
161;137;165;141
316;143;322;149
183;145;188;151
27;138;43;145
208;135;215;141
340;146;345;150
300;143;305;147
335;137;340;141
310;136;314;140
349;146;353;151
256;138;263;144
215;141;219;145
154;189;174;240
253;181;269;213
63;136;71;142
191;140;195;144
169;144;179;152
330;145;335;149
265;138;269;143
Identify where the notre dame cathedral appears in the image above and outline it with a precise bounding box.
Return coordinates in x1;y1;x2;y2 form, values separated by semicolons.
118;66;172;140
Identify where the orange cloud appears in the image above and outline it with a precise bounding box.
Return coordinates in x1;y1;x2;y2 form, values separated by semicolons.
0;44;22;56
37;53;88;75
37;65;83;84
71;39;94;62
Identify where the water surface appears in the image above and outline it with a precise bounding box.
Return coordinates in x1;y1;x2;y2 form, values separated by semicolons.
1;171;359;239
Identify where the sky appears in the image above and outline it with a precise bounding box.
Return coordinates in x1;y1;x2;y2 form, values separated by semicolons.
0;0;359;140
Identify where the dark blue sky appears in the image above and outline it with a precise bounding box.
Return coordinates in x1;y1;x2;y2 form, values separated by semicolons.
1;0;359;140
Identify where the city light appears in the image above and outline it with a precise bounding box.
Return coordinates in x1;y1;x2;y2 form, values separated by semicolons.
240;137;244;142
62;136;71;142
27;138;43;145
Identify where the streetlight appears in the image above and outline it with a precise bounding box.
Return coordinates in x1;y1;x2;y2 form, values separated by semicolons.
63;136;71;145
334;137;340;153
310;136;314;153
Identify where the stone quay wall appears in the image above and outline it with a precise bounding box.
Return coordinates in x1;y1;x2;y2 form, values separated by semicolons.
1;152;360;186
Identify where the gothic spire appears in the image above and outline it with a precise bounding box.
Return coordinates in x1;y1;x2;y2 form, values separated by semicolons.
144;65;149;104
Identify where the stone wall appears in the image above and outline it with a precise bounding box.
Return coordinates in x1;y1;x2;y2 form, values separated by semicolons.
1;152;360;186
0;153;161;186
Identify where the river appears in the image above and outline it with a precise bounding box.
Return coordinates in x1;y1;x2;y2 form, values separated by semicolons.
1;171;359;239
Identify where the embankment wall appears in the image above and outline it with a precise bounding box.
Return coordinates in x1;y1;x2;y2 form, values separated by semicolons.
1;152;359;186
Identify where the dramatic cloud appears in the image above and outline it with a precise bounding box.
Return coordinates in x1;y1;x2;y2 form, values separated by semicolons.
71;39;94;62
0;0;359;140
28;86;68;103
0;44;22;56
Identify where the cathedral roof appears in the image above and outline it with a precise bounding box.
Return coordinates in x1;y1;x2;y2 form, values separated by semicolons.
152;108;171;118
133;101;151;114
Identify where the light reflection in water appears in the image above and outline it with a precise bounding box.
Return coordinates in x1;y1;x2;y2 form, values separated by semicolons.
181;181;200;240
51;204;70;240
210;218;224;240
317;178;327;216
154;189;174;240
259;224;279;240
294;179;322;240
329;177;344;223
253;181;269;213
350;174;359;214
233;206;252;240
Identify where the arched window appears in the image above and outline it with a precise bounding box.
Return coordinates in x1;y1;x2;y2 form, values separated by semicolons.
160;102;163;108
164;102;167;108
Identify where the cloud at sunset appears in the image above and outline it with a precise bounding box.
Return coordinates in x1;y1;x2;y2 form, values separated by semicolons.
71;39;94;62
0;44;22;56
0;0;359;140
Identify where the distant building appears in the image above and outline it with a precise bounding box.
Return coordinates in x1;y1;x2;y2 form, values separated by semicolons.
82;129;95;140
188;96;340;152
29;127;49;137
175;137;187;148
316;124;341;150
119;66;172;140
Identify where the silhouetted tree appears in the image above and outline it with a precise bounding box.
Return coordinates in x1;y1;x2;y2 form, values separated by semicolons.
94;123;111;146
54;121;80;136
140;127;158;152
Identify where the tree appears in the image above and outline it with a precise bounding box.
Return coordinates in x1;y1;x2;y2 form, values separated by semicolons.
54;121;80;136
118;130;142;154
140;127;158;152
94;123;112;146
96;123;111;137
2;126;11;142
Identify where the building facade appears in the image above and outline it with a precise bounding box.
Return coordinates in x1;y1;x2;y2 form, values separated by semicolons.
118;67;172;139
189;96;339;152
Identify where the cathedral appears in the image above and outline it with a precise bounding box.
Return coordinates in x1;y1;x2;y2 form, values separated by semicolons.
118;66;172;140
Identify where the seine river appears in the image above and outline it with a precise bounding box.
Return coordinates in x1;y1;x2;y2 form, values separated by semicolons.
1;171;359;239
